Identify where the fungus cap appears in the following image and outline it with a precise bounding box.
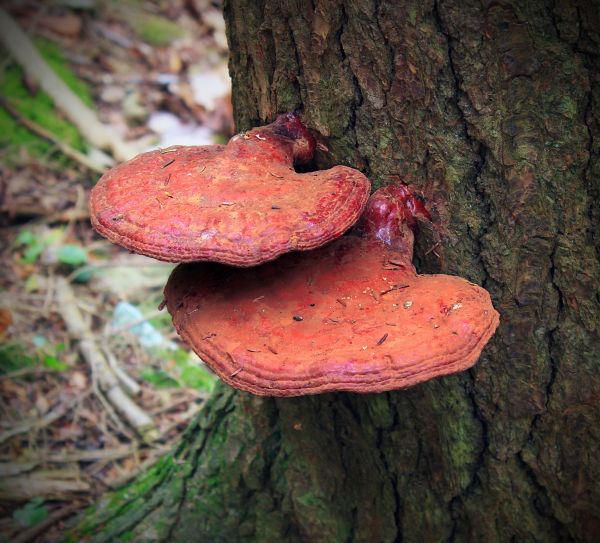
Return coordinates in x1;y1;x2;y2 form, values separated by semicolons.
90;113;370;266
164;187;499;396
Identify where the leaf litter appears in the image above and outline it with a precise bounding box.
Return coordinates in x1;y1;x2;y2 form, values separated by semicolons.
0;0;232;540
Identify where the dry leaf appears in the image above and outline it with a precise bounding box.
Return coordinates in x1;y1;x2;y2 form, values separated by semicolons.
0;308;12;338
69;371;88;390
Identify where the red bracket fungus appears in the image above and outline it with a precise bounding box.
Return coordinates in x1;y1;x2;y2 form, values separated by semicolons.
90;113;371;266
164;186;500;397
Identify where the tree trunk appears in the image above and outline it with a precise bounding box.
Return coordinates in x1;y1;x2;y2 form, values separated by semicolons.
74;1;600;541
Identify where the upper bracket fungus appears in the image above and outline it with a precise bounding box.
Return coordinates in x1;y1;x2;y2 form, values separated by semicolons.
164;186;500;396
90;113;371;266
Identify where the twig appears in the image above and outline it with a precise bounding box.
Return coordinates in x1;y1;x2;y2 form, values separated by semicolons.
103;346;141;396
42;272;55;316
90;377;133;441
32;445;137;464
0;366;57;380
0;469;90;501
55;278;158;442
48;207;90;222
0;462;37;477
149;393;206;416
0;397;78;445
0;96;107;173
158;404;203;437
0;204;90;222
0;8;135;162
13;501;85;543
104;445;171;489
66;260;170;283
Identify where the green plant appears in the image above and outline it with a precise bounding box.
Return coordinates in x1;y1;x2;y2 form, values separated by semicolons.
41;343;70;372
15;227;62;264
0;39;93;163
16;227;89;269
57;244;88;267
0;341;35;373
13;497;49;527
141;347;216;392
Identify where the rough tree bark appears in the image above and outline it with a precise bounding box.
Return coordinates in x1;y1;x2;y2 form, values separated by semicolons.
74;1;600;541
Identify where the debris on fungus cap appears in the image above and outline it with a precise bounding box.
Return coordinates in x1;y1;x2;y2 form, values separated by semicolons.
164;185;500;397
90;112;371;266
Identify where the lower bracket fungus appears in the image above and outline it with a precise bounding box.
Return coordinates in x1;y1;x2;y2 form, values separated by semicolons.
164;186;500;396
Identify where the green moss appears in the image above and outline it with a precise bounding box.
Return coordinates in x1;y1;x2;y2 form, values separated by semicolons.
365;393;394;429
119;531;134;542
103;455;174;511
132;14;184;46
295;491;322;508
73;453;178;540
39;39;94;108
423;379;483;493
408;6;418;26
276;84;301;113
0;341;35;373
0;39;93;162
558;96;578;119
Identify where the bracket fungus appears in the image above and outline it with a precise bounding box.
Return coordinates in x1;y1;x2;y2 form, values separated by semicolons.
164;186;499;396
90;113;370;266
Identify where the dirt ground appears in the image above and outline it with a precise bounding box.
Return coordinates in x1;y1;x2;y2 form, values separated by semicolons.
0;1;233;540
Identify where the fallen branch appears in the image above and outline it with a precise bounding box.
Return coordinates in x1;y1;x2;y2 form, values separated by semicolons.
0;204;90;221
0;468;90;501
103;346;141;396
0;96;107;173
90;376;135;441
55;278;158;442
0;462;37;477
150;393;207;415
0;8;136;162
30;445;137;464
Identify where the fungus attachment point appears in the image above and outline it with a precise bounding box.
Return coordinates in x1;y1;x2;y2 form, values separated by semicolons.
90;113;370;266
356;185;431;257
165;186;499;396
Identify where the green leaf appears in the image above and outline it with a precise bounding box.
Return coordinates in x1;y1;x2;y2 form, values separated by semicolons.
57;244;88;266
42;355;69;372
178;364;215;392
140;368;179;389
17;227;65;264
13;498;49;527
16;229;35;246
71;267;94;283
23;242;46;264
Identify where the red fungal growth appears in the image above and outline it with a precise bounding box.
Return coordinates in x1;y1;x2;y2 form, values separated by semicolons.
356;185;431;256
90;113;370;266
164;186;500;397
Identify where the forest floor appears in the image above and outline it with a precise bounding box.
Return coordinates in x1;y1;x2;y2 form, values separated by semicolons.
0;1;233;540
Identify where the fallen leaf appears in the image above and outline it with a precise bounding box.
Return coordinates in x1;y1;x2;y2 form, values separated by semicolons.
69;371;88;390
0;308;12;338
39;14;83;38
